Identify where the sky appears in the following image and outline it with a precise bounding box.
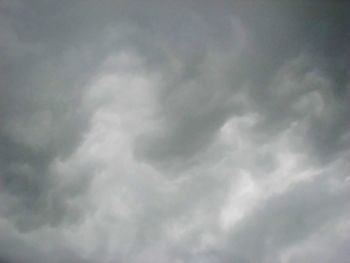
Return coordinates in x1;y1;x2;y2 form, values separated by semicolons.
0;1;350;262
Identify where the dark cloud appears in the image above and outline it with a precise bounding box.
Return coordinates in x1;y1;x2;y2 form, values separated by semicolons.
132;1;350;172
0;0;349;262
0;0;129;230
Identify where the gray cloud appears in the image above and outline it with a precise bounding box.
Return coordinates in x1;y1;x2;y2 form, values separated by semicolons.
0;0;349;262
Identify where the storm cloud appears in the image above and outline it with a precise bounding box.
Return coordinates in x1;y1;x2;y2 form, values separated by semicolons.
0;0;349;262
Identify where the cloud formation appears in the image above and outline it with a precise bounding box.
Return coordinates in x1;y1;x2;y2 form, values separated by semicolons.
0;1;349;262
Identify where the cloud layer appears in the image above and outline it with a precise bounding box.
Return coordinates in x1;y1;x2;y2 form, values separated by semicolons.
1;1;349;262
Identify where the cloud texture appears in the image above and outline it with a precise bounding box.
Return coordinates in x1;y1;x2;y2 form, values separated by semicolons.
0;1;349;262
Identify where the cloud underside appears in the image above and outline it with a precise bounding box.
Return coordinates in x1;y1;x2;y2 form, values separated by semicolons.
0;1;349;262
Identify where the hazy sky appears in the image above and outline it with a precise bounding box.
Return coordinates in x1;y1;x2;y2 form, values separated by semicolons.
1;1;350;262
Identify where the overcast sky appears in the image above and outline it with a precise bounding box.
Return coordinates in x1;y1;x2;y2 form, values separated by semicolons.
1;1;350;262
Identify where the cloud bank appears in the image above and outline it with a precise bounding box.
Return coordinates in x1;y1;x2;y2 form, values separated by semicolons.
0;1;349;262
